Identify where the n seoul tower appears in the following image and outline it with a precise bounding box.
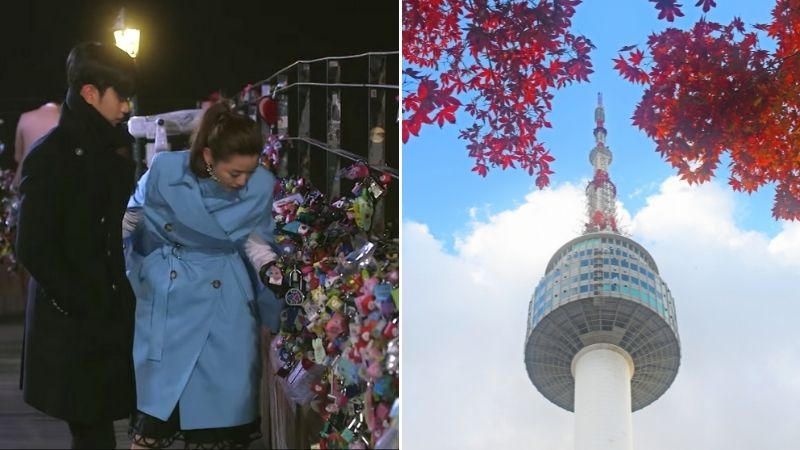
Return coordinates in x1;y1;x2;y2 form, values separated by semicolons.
524;93;680;450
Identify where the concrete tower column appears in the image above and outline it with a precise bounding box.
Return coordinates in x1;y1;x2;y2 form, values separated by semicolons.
571;343;634;450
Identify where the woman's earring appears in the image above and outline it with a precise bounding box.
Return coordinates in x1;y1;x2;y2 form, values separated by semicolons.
206;162;220;182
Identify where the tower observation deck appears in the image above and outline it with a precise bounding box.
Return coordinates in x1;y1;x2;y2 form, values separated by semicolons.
524;94;680;450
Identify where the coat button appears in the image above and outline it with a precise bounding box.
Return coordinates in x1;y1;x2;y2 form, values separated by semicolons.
211;280;221;288
170;270;177;280
164;223;174;232
111;283;117;291
51;298;69;316
74;147;84;156
100;216;106;224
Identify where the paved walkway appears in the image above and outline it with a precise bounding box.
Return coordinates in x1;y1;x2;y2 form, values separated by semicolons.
0;316;270;449
0;317;130;449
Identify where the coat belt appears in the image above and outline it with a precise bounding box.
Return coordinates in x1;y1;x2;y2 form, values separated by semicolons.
158;242;237;260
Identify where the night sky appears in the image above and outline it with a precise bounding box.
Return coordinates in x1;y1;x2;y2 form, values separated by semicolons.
0;0;399;162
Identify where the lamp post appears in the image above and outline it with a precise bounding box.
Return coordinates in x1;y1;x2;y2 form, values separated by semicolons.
113;7;144;178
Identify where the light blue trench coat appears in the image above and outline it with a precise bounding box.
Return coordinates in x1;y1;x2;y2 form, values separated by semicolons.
125;150;276;429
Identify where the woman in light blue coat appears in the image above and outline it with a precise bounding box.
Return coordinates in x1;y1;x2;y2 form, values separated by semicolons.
122;102;283;449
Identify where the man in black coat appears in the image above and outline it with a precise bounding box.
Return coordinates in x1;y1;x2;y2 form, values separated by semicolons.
15;41;138;449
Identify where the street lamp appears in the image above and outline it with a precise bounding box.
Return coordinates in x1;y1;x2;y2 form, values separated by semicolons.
113;8;140;58
113;7;144;178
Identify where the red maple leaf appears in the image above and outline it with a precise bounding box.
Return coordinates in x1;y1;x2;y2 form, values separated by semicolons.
613;56;648;84
695;0;717;13
651;0;686;22
472;163;488;177
629;49;646;66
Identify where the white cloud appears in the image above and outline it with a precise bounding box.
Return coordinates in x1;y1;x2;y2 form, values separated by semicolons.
402;177;800;450
628;180;659;200
453;183;585;287
629;177;766;250
768;220;800;268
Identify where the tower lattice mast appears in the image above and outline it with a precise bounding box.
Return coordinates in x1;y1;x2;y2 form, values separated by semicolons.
585;93;618;233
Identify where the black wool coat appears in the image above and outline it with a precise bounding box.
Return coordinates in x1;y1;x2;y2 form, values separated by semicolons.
16;89;137;422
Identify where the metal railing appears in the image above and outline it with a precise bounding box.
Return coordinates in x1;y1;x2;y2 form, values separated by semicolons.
237;51;400;238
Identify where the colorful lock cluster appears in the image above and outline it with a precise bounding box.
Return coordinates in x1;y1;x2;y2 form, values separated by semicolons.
0;169;18;264
266;163;399;449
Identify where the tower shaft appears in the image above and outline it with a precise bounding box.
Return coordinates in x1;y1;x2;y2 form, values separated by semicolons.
573;344;634;450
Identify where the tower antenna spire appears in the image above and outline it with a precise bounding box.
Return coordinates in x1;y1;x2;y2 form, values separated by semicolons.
585;92;619;233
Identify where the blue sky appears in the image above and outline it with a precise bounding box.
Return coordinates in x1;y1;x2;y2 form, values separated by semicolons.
402;2;800;449
403;0;780;246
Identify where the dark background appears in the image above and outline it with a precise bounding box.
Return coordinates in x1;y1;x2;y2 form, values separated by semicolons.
0;0;399;167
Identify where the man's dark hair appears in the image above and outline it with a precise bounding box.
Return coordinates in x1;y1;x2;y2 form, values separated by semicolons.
66;41;137;98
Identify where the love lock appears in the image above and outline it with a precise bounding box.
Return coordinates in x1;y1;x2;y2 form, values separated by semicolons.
284;267;306;306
